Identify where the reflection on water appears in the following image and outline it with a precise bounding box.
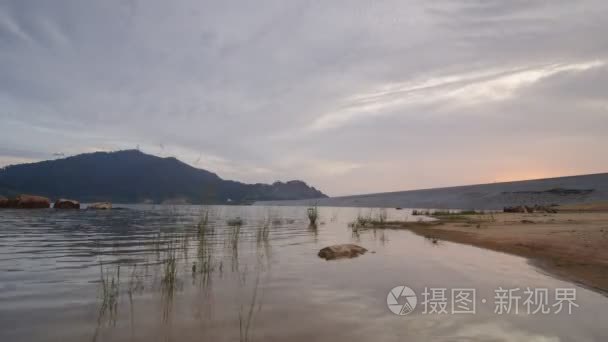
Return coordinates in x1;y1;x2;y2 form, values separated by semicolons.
0;205;607;342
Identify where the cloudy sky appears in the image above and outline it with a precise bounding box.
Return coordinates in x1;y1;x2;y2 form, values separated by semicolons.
1;0;607;196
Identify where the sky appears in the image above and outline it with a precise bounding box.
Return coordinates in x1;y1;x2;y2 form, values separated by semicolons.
1;0;607;196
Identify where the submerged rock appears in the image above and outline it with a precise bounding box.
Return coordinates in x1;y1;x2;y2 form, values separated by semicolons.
87;202;112;210
6;195;51;209
54;199;80;209
318;244;368;260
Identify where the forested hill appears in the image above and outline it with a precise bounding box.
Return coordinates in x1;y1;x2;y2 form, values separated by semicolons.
0;150;327;204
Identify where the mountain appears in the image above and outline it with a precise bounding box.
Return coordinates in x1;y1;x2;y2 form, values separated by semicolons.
0;150;327;204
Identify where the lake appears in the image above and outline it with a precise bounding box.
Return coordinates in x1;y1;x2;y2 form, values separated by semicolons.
0;205;606;341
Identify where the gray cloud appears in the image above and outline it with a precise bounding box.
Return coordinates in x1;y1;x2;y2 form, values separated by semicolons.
1;0;607;195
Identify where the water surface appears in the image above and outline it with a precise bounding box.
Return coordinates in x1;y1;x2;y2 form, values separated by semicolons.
0;205;606;341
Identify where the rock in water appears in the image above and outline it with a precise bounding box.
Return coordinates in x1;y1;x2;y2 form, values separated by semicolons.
318;244;368;260
54;199;80;209
8;195;51;209
88;202;112;210
0;196;8;208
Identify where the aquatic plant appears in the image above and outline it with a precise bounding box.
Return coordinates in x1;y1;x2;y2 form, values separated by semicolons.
330;209;340;222
256;219;271;245
348;211;373;229
489;211;496;222
227;217;244;226
197;208;209;234
181;231;190;261
93;262;121;342
127;265;145;338
307;205;318;225
163;240;178;283
195;208;214;270
375;208;388;224
423;235;440;245
127;264;145;297
153;231;162;259
161;239;179;323
195;220;215;288
229;222;241;248
379;230;389;245
239;272;261;342
98;263;120;325
255;219;272;270
226;220;242;271
413;209;438;216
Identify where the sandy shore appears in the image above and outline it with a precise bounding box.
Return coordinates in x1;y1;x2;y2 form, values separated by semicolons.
387;210;608;295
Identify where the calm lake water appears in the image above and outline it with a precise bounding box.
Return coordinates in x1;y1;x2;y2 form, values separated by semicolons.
0;205;606;342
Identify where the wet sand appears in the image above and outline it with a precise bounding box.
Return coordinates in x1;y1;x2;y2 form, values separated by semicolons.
388;210;608;295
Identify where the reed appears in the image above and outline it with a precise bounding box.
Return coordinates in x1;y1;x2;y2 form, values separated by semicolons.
98;263;120;324
349;211;372;229
197;208;209;234
227;217;244;226
229;222;241;250
256;220;271;245
226;220;242;272
239;268;261;342
307;205;318;225
127;265;144;338
160;239;178;323
375;208;388;224
93;262;121;342
195;223;215;288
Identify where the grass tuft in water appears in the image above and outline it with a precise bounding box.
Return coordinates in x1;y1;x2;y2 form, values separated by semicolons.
195;230;215;288
375;208;388;224
227;217;244;226
256;220;271;245
93;262;121;342
127;264;144;339
239;272;261;342
161;239;179;323
307;205;318;226
197;208;209;233
226;220;242;271
98;263;120;324
349;211;373;229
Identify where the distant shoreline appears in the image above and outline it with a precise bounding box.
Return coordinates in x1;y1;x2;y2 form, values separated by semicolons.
256;172;608;210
